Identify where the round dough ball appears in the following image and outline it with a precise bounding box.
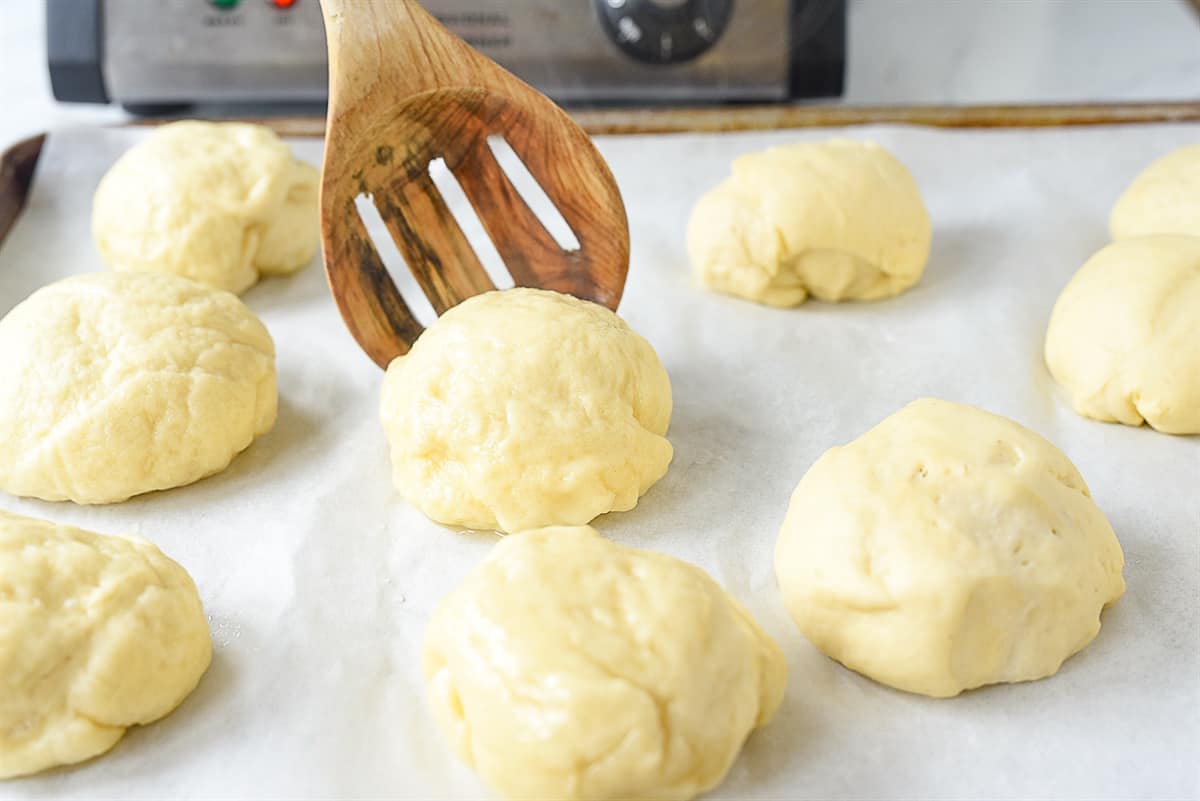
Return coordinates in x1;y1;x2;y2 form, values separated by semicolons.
1045;236;1200;434
92;120;319;294
1110;144;1200;239
380;288;673;533
687;139;931;307
0;272;277;504
424;525;787;801
0;509;211;778
775;398;1125;698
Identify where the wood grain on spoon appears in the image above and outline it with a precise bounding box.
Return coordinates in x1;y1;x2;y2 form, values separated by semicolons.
319;0;630;368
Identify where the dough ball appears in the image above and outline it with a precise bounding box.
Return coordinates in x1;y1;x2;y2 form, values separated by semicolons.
0;509;211;778
92;121;319;294
1110;144;1200;239
380;288;672;533
775;398;1124;698
687;139;931;307
0;272;277;504
1045;236;1200;434
424;525;786;801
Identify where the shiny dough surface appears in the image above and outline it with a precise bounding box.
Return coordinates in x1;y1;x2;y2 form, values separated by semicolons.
380;288;673;533
0;510;211;779
423;525;786;801
688;139;931;306
1110;144;1200;239
92;120;319;294
775;398;1125;698
0;272;277;504
1045;236;1200;434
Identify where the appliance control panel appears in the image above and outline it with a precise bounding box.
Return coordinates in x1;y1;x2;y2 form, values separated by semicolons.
47;0;845;108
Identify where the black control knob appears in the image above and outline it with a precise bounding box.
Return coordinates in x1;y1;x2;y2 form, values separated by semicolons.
595;0;733;65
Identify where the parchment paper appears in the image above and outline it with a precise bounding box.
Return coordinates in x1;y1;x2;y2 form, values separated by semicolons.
0;122;1197;800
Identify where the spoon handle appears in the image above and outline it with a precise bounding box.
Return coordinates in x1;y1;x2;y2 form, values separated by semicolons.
320;0;484;111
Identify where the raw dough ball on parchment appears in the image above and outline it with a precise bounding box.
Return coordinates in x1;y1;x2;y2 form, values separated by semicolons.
688;138;931;306
423;525;787;801
1045;236;1200;434
0;509;211;779
1110;144;1200;239
775;398;1125;698
380;288;673;533
92;120;319;294
0;272;277;504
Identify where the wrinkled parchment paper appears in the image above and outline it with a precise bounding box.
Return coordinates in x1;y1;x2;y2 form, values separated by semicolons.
1;123;1197;800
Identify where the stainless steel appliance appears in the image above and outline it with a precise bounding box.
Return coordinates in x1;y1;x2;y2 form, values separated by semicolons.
48;0;845;110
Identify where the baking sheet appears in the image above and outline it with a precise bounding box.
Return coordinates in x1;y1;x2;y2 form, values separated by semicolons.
1;122;1198;800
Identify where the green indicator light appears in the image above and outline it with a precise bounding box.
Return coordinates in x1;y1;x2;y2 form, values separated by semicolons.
211;0;240;8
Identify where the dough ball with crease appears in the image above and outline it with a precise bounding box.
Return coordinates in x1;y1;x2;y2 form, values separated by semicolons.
380;288;672;533
0;509;211;778
1045;236;1200;434
688;139;931;307
423;525;786;801
1110;144;1200;239
775;398;1125;698
0;271;277;504
92;121;318;294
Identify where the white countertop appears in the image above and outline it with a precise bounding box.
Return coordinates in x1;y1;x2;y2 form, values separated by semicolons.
3;0;1199;150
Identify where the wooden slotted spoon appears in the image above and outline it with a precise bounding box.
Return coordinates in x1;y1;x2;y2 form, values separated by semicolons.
318;0;630;369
